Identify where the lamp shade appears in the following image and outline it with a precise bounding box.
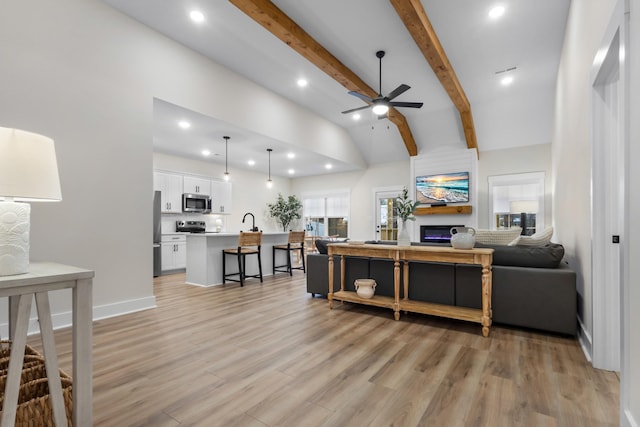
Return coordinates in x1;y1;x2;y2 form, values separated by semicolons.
509;200;538;213
0;127;61;275
0;127;62;201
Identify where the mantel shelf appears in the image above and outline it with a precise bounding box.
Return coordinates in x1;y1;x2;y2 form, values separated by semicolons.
414;205;472;215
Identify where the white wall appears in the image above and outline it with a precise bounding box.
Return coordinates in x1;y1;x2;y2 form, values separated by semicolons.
291;161;410;241
477;144;552;229
553;0;617;352
0;0;358;329
553;0;640;425
153;152;292;233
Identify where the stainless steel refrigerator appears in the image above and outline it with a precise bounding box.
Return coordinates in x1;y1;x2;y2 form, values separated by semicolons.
153;191;162;277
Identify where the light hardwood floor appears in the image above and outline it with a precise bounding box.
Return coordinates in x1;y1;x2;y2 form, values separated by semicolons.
29;272;619;426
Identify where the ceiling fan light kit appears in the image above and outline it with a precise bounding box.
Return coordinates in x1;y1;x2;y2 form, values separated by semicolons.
372;102;389;115
342;50;423;116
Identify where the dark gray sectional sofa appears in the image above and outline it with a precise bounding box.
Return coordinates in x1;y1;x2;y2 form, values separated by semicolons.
306;240;577;336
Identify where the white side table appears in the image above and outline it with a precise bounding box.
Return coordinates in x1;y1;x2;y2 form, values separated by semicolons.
0;262;94;427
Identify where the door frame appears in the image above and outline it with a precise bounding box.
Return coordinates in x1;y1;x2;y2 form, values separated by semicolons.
589;0;628;375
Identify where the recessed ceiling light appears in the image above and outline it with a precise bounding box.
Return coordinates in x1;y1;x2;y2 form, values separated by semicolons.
178;121;191;129
287;152;295;159
325;163;333;170
501;76;514;86
288;169;295;175
488;5;505;19
247;159;255;166
201;149;210;156
353;113;361;121
297;78;308;87
189;10;205;23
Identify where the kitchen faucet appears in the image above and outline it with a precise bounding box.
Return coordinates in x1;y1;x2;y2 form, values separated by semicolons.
242;212;258;232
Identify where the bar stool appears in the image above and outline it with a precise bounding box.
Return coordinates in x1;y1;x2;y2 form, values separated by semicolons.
222;231;263;286
273;230;306;276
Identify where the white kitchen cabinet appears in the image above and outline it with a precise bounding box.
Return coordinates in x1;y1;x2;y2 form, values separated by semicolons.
161;235;187;271
210;180;232;214
183;176;210;196
154;171;183;213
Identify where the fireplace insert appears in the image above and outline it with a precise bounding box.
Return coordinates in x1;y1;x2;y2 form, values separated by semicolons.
419;225;464;243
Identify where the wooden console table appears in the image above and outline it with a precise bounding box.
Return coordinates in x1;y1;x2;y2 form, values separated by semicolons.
0;262;94;427
327;243;494;336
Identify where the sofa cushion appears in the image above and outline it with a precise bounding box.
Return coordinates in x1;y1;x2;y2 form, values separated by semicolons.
516;226;554;247
475;242;565;268
315;239;330;254
474;227;522;245
314;239;348;254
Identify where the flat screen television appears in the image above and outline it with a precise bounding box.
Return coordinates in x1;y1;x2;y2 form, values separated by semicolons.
416;171;469;204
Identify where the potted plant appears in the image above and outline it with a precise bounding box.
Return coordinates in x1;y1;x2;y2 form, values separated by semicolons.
267;193;303;231
396;187;419;245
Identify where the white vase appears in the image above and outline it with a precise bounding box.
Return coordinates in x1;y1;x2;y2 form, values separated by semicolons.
355;279;376;299
450;226;476;249
397;220;411;246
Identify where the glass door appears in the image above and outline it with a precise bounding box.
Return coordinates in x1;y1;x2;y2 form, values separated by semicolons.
375;190;401;241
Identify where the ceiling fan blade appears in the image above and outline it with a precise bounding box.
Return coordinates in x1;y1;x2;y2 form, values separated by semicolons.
347;91;374;103
386;84;411;101
341;105;372;114
389;101;424;109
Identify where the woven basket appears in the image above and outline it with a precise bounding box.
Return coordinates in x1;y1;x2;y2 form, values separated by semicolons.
0;363;71;395
0;341;42;359
0;377;73;427
0;340;73;426
0;355;45;378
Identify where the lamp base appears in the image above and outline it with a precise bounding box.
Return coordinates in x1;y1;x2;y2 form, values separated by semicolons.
0;201;30;276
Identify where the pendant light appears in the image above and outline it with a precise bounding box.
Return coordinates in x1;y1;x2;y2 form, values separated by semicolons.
223;135;230;181
266;148;273;188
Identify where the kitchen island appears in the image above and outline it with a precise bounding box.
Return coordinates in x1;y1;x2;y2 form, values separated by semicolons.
186;232;289;286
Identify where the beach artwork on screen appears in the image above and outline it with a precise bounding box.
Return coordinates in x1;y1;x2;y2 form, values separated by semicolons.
415;171;469;204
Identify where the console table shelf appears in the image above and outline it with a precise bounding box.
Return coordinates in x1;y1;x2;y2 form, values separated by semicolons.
414;205;472;215
399;299;483;323
331;291;396;309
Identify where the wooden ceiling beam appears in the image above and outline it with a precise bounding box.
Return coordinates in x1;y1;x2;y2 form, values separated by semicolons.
390;0;479;155
229;0;418;156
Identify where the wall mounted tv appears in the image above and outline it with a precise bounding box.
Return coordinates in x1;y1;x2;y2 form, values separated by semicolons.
416;171;469;204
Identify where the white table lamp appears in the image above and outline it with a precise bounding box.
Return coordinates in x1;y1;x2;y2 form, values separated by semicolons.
0;127;62;276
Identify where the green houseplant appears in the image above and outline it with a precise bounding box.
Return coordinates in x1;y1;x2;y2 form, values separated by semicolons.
267;193;303;231
396;187;419;222
396;187;419;245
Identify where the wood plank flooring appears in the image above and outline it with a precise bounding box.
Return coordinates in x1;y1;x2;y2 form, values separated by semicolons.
28;272;619;426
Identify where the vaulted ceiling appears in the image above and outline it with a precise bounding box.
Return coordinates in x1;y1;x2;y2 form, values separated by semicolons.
103;0;570;177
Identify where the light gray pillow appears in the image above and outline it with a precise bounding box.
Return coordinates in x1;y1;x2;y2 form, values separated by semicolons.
517;226;553;247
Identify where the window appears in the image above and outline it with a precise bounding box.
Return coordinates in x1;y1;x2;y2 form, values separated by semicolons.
303;191;349;238
488;172;545;234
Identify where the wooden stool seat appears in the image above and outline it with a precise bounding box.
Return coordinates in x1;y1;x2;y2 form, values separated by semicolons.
222;231;263;286
273;231;306;276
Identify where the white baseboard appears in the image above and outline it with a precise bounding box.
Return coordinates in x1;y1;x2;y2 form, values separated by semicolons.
624;409;639;427
185;281;222;288
0;295;157;337
577;315;593;363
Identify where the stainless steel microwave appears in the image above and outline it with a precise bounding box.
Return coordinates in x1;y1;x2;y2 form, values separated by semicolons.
182;193;211;213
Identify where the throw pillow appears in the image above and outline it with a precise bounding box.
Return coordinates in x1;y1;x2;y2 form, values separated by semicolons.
474;227;522;246
517;226;554;247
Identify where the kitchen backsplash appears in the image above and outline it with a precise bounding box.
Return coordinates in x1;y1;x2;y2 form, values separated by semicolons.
161;213;227;234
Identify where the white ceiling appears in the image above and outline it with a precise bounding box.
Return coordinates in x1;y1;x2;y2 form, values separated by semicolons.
103;0;571;178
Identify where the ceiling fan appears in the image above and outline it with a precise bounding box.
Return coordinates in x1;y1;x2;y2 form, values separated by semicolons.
342;50;423;116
